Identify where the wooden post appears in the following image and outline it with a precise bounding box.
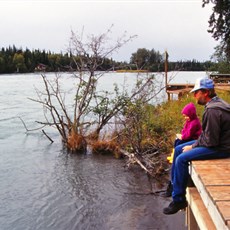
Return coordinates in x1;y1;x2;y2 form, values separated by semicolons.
165;51;169;97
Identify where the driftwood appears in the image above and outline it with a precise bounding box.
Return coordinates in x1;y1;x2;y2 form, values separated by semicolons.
120;149;154;176
120;146;169;180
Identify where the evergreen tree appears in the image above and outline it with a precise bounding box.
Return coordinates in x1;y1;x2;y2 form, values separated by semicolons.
203;0;230;61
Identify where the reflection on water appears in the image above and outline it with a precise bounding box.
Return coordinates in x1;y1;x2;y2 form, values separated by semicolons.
0;135;186;230
0;73;195;230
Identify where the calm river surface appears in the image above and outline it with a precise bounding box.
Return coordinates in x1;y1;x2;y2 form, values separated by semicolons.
0;71;207;230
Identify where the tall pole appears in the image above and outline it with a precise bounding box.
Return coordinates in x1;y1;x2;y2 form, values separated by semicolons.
165;50;168;92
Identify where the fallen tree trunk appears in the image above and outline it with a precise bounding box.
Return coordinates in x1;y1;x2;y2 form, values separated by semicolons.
120;149;154;176
120;147;169;180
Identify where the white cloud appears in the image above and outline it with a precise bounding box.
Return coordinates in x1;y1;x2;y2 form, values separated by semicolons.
0;0;217;61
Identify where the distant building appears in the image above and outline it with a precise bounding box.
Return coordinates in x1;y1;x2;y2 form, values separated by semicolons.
35;63;47;71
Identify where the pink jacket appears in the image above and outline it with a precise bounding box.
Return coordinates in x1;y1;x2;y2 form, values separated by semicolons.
181;103;202;141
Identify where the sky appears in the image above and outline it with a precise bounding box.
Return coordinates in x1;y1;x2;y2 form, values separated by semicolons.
0;0;217;62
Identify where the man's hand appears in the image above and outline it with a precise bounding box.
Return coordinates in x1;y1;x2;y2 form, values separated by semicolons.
182;145;193;152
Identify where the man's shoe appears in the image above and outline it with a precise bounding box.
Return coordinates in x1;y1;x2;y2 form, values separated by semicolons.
163;200;188;215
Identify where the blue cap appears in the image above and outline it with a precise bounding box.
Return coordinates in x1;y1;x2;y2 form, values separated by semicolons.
190;77;214;93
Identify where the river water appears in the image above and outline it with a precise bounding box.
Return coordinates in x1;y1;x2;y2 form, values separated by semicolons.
0;71;207;230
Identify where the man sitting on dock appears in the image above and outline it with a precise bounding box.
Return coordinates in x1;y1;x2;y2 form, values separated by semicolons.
163;77;230;215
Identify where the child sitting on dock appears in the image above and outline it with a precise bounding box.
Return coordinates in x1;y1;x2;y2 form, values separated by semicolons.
167;102;202;163
164;103;202;197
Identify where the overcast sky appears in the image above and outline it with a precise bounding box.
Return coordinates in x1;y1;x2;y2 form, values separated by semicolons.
1;0;217;62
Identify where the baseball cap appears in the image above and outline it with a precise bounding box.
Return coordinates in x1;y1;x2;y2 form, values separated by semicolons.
190;77;214;93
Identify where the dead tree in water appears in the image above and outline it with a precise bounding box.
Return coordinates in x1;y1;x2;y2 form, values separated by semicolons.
30;26;138;152
29;26;166;163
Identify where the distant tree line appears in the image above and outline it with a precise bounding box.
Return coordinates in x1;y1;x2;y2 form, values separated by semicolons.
0;45;216;74
129;48;215;72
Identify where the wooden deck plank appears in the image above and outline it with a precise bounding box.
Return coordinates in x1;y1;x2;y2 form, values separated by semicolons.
216;201;230;223
192;164;230;170
192;159;230;165
192;158;230;164
199;178;230;186
207;186;230;201
192;170;230;177
191;162;230;186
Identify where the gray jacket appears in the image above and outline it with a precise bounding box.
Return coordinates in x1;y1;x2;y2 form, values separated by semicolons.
192;96;230;152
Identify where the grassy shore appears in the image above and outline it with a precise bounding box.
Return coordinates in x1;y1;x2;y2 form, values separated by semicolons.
115;69;149;73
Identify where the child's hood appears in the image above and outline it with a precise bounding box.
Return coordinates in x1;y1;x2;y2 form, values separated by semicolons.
181;103;197;120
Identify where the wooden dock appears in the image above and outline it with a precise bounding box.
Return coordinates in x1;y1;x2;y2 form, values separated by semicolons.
186;158;230;229
166;82;230;101
166;84;194;100
210;73;230;83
